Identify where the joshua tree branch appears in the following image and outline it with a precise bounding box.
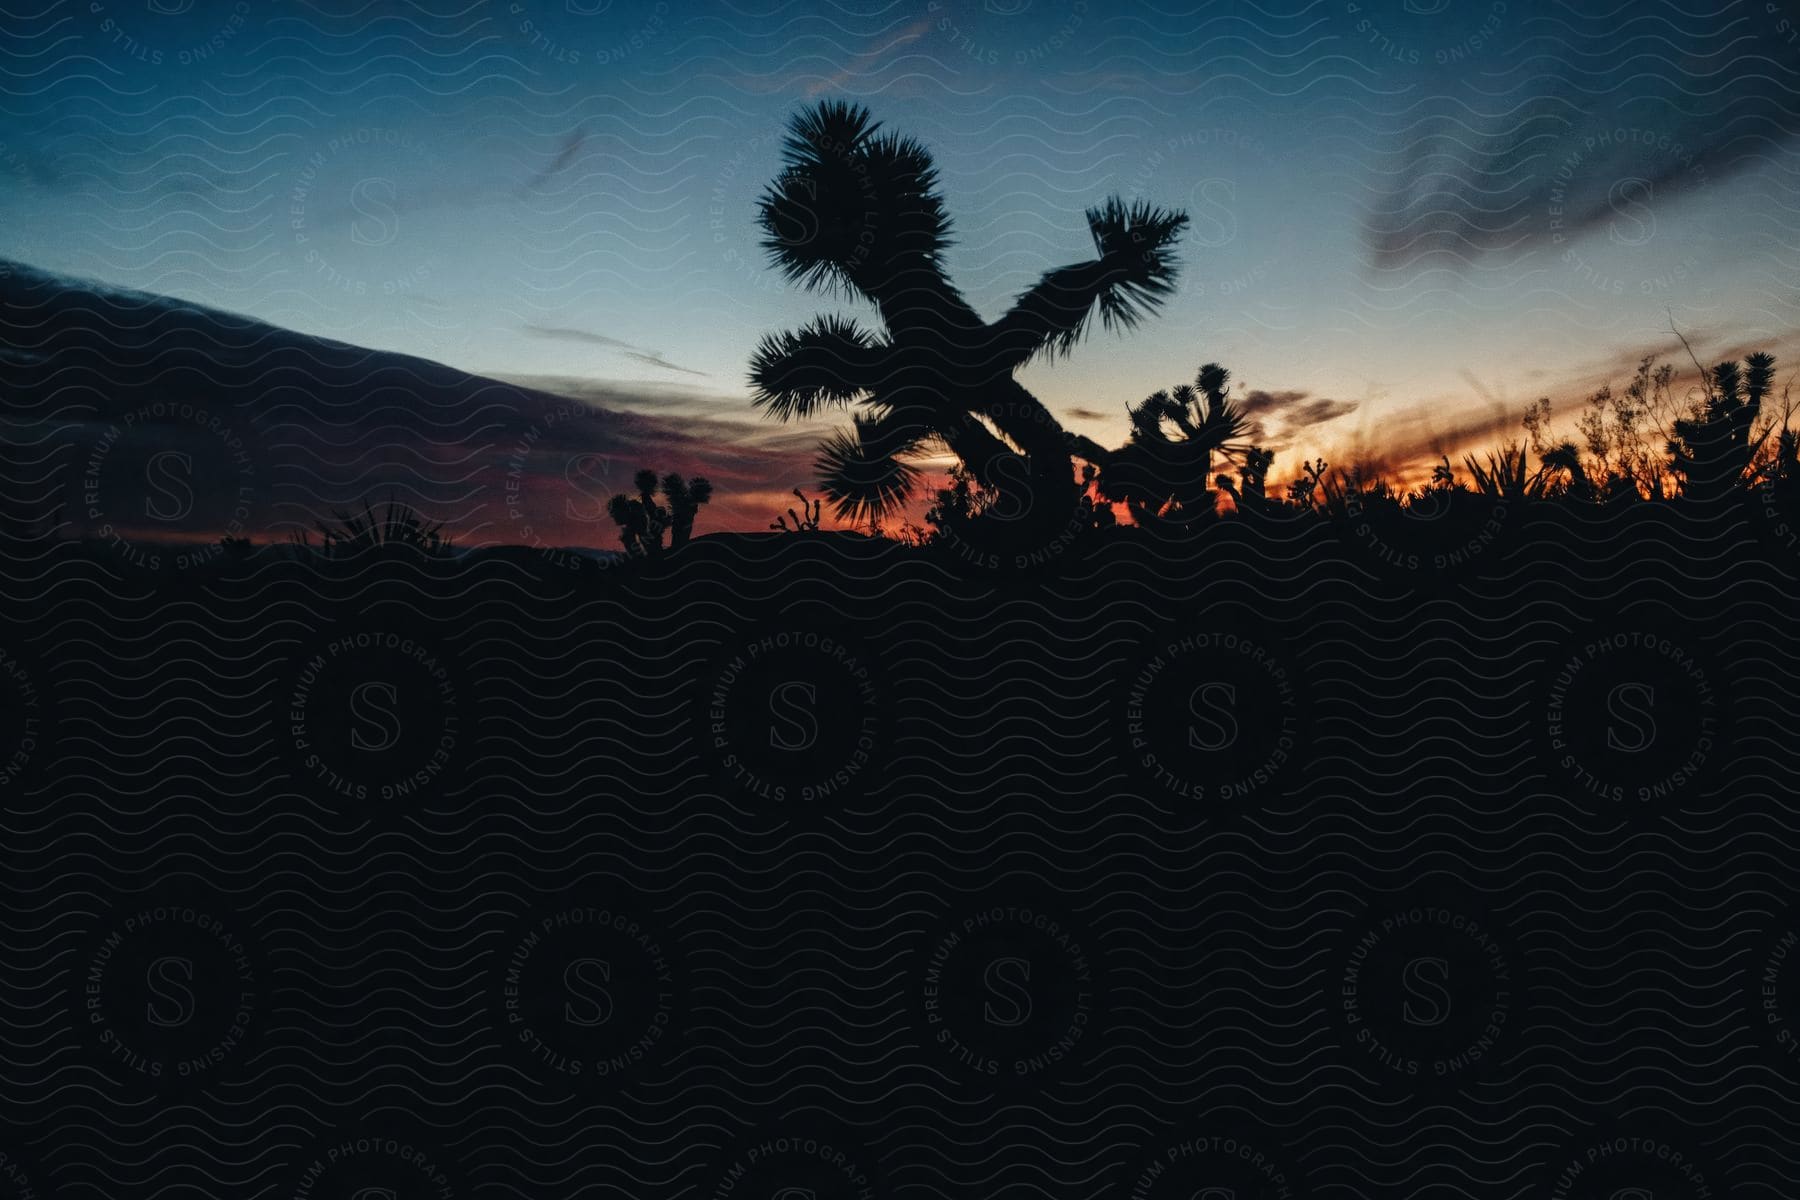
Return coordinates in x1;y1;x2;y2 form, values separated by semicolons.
749;317;894;421
983;199;1189;371
815;413;928;526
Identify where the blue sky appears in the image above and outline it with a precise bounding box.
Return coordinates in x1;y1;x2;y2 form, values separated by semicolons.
4;0;1798;526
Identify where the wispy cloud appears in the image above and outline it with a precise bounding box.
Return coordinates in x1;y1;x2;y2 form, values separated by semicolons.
1363;40;1800;273
1238;389;1312;418
624;350;708;378
1239;388;1359;430
736;15;936;97
805;16;934;97
522;323;709;378
522;324;637;351
515;129;589;197
1287;398;1359;427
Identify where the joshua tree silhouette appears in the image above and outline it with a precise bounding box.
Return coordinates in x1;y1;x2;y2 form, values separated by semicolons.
607;469;712;557
1762;414;1799;506
1098;363;1266;525
1670;352;1776;503
1539;442;1595;502
663;473;713;546
747;101;1189;530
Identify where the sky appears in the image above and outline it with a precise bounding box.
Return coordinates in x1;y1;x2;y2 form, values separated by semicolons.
4;0;1800;536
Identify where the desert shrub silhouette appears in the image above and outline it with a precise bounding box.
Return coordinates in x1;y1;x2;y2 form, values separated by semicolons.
747;100;1188;538
1761;415;1799;503
1098;362;1270;528
289;498;453;558
606;469;712;558
1669;352;1776;504
1463;443;1551;502
770;488;823;534
921;461;1116;548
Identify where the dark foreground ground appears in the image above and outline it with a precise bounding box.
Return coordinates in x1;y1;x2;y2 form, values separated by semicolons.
2;505;1799;1200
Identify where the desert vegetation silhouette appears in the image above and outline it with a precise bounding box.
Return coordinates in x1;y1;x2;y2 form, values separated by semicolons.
606;469;713;558
287;498;454;559
1100;362;1270;527
746;100;1189;537
770;488;824;534
739;102;1797;558
198;347;1795;574
41;90;1798;572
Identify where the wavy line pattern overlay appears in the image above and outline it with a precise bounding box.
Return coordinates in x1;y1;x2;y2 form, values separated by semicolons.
5;1;1800;1198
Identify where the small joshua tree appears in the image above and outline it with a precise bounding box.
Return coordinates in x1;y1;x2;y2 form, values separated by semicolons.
1539;441;1596;502
1218;446;1276;513
663;472;713;547
1098;363;1268;526
606;469;712;558
1669;352;1776;503
1286;458;1330;509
